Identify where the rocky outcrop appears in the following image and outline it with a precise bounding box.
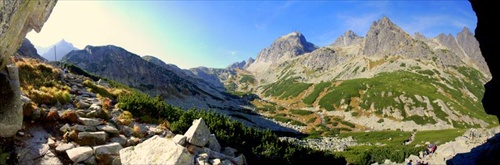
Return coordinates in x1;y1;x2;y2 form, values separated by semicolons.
16;38;46;61
120;135;194;165
332;30;363;47
246;31;316;73
456;27;489;73
0;0;57;138
227;58;255;70
41;39;77;61
120;119;247;165
470;0;500;121
363;16;432;59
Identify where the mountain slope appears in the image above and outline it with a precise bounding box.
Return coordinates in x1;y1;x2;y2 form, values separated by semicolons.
16;38;46;61
221;16;497;132
41;39;78;61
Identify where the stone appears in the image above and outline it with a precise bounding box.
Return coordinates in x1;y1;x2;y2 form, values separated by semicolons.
210;159;222;165
89;103;102;111
86;110;98;118
55;142;75;153
222;147;238;157
45;109;60;122
79;117;103;126
208;134;222;152
60;123;71;132
35;150;62;165
83;156;97;165
196;153;209;165
66;146;93;163
0;65;23;137
120;135;194;165
121;125;134;137
233;154;247;165
77;131;107;146
184;118;211;147
110;135;128;147
173;134;187;146
97;125;120;134
221;160;235;165
94;142;123;156
73;124;96;132
77;100;91;109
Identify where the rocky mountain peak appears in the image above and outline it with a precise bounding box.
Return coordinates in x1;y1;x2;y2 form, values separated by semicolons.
414;32;427;40
41;39;78;61
332;30;363;47
246;31;316;72
363;16;415;56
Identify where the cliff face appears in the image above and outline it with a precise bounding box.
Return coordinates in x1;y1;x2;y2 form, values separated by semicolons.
0;0;57;137
470;0;500;121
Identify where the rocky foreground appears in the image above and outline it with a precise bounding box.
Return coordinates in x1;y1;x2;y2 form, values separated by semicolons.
9;71;246;165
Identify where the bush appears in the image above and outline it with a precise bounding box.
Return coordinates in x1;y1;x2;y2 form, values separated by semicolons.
117;91;346;164
290;109;314;116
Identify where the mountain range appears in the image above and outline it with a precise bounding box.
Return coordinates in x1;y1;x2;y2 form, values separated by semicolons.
60;16;497;133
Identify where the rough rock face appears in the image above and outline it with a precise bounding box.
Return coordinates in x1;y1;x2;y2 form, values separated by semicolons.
246;31;316;72
16;38;46;61
363;16;432;59
0;0;57;69
184;118;211;147
456;27;490;75
227;57;255;70
0;0;57;137
332;30;363;47
470;0;500;121
120;135;195;165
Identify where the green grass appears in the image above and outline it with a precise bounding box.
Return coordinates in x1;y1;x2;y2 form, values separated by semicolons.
338;131;412;146
411;129;467;145
303;82;332;105
239;74;255;84
262;77;312;99
307;117;317;124
290;109;314;116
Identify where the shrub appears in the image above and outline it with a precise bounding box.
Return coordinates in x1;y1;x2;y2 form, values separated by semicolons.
290;109;314;116
117;111;133;126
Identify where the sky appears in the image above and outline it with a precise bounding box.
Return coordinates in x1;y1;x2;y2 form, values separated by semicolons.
27;1;477;69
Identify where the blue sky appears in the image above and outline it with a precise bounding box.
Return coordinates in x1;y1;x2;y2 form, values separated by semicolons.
27;1;476;69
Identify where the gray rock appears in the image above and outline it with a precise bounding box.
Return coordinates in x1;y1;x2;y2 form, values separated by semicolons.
89;103;101;111
79;117;103;126
86;110;98;118
332;30;363;47
83;156;97;165
173;134;187;146
97;125;120;134
66;146;94;163
77;100;91;109
184;118;211;147
21;95;32;105
208;134;222;152
233;154;247;165
60;123;72;132
35;150;62;165
121;125;134;137
119;135;194;165
77;131;107;146
110;135;128;147
73;124;96;132
221;160;234;165
196;153;209;165
94;142;123;159
0;65;23;137
56;143;75;153
222;147;238;157
210;158;222;165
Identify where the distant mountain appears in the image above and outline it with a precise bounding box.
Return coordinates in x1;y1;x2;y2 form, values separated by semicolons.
246;31;317;73
226;57;255;70
16;38;46;61
61;45;300;133
217;16;496;132
41;39;77;61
